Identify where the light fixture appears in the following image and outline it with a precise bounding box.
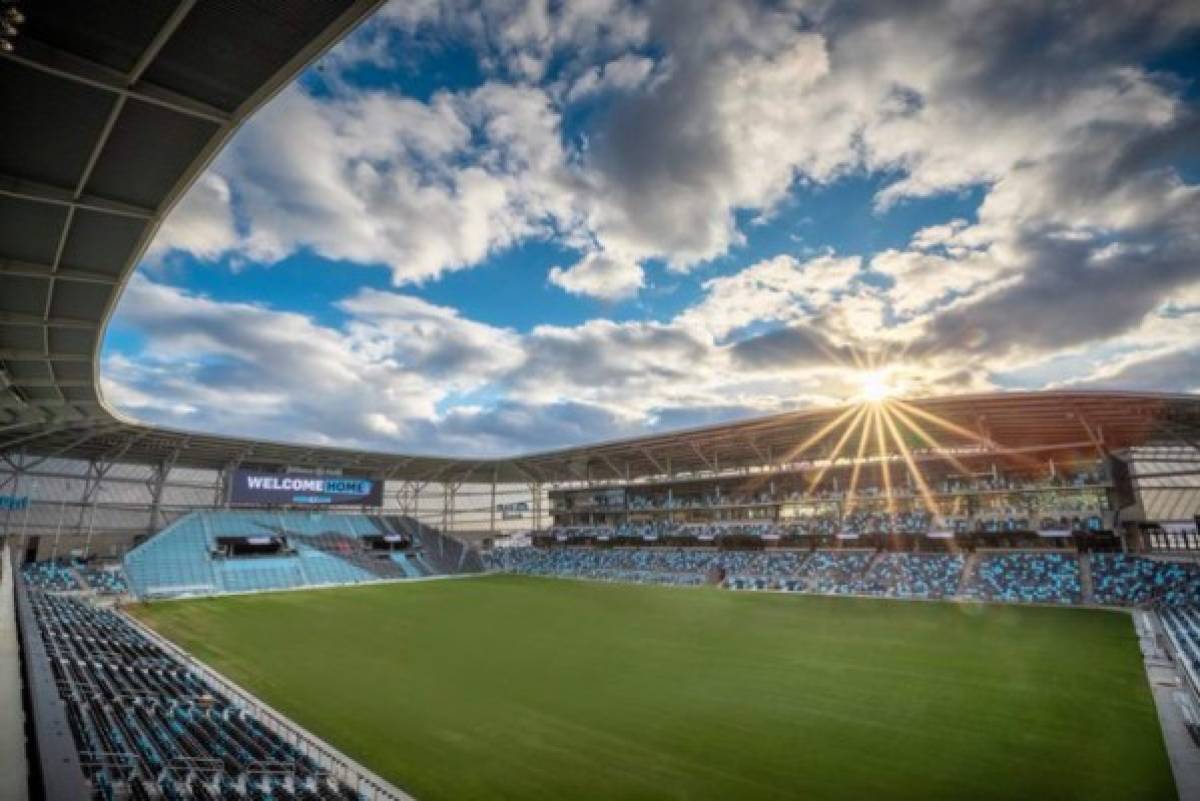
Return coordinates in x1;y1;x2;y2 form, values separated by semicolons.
0;2;21;52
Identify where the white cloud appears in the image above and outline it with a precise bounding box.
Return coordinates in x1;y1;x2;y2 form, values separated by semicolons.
868;248;1007;318
148;174;238;262
120;0;1200;453
679;254;863;340
548;250;644;299
566;54;656;101
153;82;576;288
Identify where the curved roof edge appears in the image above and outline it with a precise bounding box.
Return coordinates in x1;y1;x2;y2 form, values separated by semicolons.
3;390;1198;484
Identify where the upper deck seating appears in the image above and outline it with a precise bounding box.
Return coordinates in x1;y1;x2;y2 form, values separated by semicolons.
1091;554;1200;607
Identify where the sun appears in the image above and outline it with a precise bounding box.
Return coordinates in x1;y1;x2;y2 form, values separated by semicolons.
858;370;894;403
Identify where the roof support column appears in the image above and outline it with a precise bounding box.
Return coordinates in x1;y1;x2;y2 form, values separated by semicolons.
532;482;542;533
489;470;497;537
1;450;24;549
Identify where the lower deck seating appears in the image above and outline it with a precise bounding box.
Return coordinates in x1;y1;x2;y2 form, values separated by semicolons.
27;591;364;801
482;547;720;586
22;560;82;592
1091;554;1200;607
80;566;129;595
488;546;1101;606
22;560;131;595
796;551;874;594
857;554;965;599
965;553;1081;604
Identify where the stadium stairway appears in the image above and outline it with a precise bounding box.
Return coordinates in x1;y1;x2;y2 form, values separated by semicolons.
864;549;887;579
67;564;89;593
1079;555;1095;604
389;553;424;578
956;552;980;596
380;516;484;575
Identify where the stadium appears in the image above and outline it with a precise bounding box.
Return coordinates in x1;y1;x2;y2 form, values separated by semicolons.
2;2;1200;800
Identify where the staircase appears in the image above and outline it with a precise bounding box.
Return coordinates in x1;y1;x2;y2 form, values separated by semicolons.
389;552;424;579
1079;553;1095;604
956;552;980;597
68;565;89;592
380;516;484;575
344;550;407;580
863;549;887;578
306;532;406;580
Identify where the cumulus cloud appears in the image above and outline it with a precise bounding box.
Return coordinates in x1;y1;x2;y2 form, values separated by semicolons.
548;250;644;299
148;174;239;262
105;276;515;448
565;54;656;101
153;82;576;287
119;0;1200;454
679;255;864;340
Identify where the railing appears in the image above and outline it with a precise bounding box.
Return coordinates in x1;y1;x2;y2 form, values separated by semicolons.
120;610;415;801
1158;610;1200;702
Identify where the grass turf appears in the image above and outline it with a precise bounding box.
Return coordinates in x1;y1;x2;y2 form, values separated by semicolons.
130;575;1173;801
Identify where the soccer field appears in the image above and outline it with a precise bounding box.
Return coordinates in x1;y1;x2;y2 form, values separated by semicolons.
130;575;1174;801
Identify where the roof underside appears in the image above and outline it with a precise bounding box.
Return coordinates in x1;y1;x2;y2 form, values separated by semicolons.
1;4;1198;485
1;391;1198;485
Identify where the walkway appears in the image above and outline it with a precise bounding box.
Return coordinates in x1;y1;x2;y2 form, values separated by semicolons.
1140;611;1200;801
0;546;29;801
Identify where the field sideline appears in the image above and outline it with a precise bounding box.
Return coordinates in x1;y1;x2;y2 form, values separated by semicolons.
131;575;1174;801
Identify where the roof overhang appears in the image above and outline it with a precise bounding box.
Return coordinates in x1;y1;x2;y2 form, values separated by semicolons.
2;391;1198;485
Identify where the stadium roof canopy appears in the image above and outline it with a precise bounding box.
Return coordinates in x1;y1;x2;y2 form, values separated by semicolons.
2;2;1199;486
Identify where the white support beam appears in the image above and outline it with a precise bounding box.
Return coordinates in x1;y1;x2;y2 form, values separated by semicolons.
0;311;98;330
0;422;85;453
0;349;91;362
640;448;667;475
1074;409;1107;459
0;173;154;219
689;443;716;473
0;378;91;389
597;454;625;480
130;0;198;82
21;424;123;471
505;460;545;485
2;37;230;124
0;259;119;284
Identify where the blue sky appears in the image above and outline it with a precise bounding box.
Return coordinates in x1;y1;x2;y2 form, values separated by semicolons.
101;1;1200;456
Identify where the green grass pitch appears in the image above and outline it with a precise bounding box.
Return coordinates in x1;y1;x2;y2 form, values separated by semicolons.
130;575;1174;801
